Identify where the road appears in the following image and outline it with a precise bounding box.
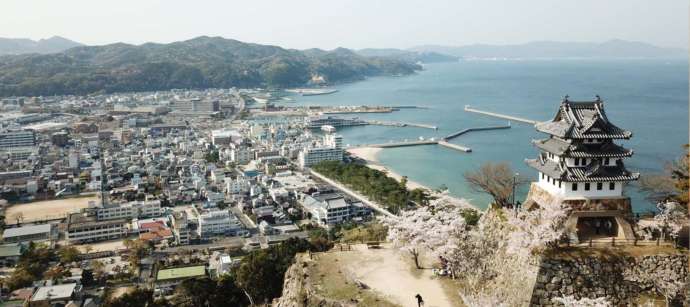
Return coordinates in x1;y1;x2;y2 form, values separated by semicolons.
308;169;396;218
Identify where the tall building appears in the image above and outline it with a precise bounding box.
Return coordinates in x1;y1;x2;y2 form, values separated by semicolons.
0;130;38;161
524;96;639;242
170;99;220;113
298;133;343;169
197;210;244;237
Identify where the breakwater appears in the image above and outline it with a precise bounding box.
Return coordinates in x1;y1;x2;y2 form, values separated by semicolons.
464;105;539;125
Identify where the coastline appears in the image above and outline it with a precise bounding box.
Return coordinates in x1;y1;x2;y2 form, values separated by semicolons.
346;147;477;210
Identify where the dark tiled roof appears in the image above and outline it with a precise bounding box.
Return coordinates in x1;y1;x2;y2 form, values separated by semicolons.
536;98;632;139
526;155;639;182
532;138;633;158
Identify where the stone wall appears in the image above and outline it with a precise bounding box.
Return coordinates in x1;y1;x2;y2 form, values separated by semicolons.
529;254;689;306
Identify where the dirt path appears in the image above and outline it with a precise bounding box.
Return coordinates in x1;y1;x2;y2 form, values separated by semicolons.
342;245;456;307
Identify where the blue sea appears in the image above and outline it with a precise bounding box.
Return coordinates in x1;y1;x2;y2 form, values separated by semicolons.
280;59;689;212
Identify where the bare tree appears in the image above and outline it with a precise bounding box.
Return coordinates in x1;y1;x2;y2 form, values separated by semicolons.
463;162;527;208
640;145;689;207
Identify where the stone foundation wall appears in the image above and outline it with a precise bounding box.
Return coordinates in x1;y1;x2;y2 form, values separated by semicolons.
529;254;689;306
523;183;633;213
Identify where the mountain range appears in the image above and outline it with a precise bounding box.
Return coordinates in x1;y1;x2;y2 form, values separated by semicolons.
410;39;687;59
0;36;83;55
0;36;685;97
0;36;420;97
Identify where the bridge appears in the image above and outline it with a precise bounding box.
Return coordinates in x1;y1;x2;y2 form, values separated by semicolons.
464;105;539;125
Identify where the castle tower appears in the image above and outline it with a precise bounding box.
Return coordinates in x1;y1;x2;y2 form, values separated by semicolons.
524;96;640;242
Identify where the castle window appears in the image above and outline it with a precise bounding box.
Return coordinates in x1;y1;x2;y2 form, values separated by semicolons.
558;181;562;188
609;182;615;190
604;158;610;165
572;183;578;191
574;158;580;166
597;182;602;190
585;183;590;191
541;173;544;180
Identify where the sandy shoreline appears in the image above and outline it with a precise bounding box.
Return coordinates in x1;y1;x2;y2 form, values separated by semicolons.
347;147;429;191
347;147;477;210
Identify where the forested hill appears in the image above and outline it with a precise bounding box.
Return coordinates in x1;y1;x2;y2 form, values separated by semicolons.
0;36;421;97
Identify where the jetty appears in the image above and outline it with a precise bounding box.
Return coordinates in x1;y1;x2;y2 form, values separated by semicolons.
353;122;514;154
369;140;438;148
437;140;471;152
443;123;512;141
464;105;539;125
365;120;438;130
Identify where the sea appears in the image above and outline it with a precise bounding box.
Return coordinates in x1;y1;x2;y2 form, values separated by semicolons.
276;59;689;212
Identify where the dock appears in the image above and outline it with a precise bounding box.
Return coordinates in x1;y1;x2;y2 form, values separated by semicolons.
369;140;438;148
354;123;512;154
365;120;438;130
443;123;512;141
437;140;471;152
464;105;539;125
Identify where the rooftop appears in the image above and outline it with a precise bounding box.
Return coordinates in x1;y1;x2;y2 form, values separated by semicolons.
3;224;52;238
156;265;206;281
0;244;21;257
526;156;640;182
535;98;632;139
532;138;633;158
30;283;77;301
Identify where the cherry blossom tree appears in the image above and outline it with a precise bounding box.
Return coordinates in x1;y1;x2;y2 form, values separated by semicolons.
635;201;687;242
505;198;571;259
382;196;473;269
384;196;571;306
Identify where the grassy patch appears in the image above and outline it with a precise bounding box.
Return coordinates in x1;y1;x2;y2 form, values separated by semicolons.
310;252;399;307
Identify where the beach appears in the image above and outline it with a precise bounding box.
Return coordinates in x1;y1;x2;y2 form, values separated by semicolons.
348;147;476;210
347;147;429;191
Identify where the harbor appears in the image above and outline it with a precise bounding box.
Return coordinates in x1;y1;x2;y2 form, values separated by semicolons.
354;124;513;153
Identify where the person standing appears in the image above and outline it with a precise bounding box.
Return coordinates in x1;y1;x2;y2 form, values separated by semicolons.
415;294;424;307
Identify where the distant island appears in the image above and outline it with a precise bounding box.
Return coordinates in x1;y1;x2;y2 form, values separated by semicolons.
411;39;687;59
0;36;83;55
0;36;421;97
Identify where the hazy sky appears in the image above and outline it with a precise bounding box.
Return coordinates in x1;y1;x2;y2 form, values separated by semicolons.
2;0;688;49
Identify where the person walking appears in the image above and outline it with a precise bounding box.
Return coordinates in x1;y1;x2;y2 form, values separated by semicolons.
415;294;424;307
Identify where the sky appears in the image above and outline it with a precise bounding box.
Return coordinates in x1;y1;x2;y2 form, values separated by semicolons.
1;0;688;50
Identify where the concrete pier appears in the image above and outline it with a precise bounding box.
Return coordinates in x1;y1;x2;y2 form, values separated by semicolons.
369;140;438;148
365;120;438;130
443;123;511;141
464;105;539;125
437;141;471;152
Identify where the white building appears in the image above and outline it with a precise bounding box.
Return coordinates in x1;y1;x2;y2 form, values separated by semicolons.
0;130;36;149
298;134;343;169
66;213;127;243
300;193;370;226
230;145;253;165
197;210;244;237
225;177;250;194
95;200;162;221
